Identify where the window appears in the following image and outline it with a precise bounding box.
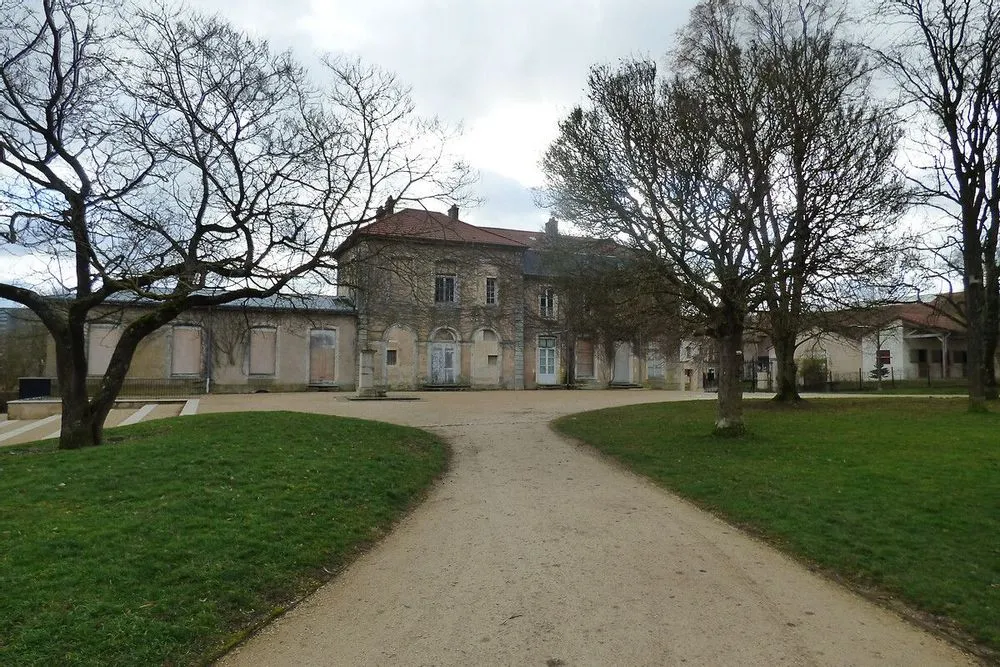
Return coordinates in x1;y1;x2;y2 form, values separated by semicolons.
576;339;595;378
435;274;456;303
171;326;203;376
757;356;770;372
931;349;943;363
647;349;665;379
87;324;121;376
487;354;498;366
952;350;968;364
876;349;891;366
911;349;927;363
249;327;277;376
485;277;497;305
386;349;398;366
539;287;555;318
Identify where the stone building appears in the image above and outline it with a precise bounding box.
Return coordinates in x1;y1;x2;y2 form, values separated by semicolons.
334;203;679;390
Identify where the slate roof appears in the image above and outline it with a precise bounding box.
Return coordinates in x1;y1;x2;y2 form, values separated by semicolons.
480;226;547;247
99;291;355;313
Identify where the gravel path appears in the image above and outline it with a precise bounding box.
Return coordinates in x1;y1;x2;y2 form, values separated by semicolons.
212;390;972;666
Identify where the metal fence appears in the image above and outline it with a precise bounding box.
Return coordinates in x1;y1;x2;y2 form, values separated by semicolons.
698;364;968;394
826;369;968;393
701;362;773;393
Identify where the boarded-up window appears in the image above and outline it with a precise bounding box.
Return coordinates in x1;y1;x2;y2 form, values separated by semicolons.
171;326;202;376
576;339;595;378
88;324;121;376
249;327;277;376
309;329;337;385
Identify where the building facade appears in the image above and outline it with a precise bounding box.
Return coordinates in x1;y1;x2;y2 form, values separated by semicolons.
334;204;680;391
39;295;358;393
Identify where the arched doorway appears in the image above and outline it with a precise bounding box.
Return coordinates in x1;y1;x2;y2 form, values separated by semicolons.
429;328;459;385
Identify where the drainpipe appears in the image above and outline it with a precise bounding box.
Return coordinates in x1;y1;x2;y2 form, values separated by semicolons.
940;332;949;380
204;305;213;394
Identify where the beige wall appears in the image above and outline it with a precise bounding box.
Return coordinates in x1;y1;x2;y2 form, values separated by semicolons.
795;330;862;378
45;306;357;392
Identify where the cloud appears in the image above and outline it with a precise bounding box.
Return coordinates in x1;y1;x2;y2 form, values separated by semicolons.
460;170;547;231
178;0;699;225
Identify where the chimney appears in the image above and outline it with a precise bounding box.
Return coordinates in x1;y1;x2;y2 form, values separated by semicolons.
375;205;385;219
545;215;558;236
384;195;395;215
448;204;459;219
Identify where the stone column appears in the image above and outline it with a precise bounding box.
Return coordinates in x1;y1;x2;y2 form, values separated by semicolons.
357;348;379;398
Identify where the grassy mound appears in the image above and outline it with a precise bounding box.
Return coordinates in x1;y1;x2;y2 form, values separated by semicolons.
0;411;447;665
554;398;999;656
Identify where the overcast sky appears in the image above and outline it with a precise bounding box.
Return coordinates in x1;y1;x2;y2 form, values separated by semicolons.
181;0;699;231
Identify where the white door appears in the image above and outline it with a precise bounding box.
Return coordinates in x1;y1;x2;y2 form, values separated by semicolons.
614;342;631;383
430;343;457;384
538;336;557;385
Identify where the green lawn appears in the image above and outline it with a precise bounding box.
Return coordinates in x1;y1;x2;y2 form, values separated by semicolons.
554;398;1000;656
0;411;447;665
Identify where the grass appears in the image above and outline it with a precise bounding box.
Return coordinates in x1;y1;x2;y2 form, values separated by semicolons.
0;411;447;665
824;381;971;395
554;398;1000;656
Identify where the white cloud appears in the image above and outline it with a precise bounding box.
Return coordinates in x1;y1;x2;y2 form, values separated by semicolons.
156;0;699;222
456;102;564;184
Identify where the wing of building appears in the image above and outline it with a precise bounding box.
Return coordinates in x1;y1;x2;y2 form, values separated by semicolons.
2;206;684;398
333;204;680;390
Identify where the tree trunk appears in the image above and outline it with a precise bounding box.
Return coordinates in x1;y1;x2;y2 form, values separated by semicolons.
54;306;173;449
566;337;576;387
54;323;106;449
715;313;746;436
983;261;998;400
771;331;801;402
965;276;987;412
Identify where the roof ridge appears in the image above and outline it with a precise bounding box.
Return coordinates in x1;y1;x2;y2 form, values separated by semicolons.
356;208;528;247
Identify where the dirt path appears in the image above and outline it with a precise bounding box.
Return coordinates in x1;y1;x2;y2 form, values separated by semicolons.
213;391;972;666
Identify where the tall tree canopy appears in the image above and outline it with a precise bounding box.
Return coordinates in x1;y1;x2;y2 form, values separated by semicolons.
877;0;1000;410
0;0;467;448
541;0;907;430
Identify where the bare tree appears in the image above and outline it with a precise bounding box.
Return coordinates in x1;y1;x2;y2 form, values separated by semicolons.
746;0;910;402
541;0;781;434
876;0;1000;410
0;1;466;448
541;237;678;386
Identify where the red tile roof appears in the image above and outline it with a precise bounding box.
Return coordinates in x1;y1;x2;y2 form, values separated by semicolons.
828;300;966;335
337;209;530;255
891;302;965;333
333;208;622;258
